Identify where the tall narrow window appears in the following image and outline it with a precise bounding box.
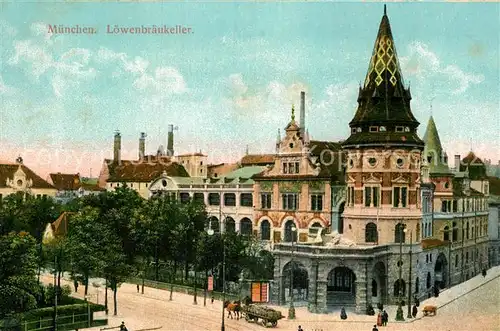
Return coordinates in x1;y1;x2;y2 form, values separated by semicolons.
401;188;407;207
364;187;372;207
311;194;323;211
282;193;298;210
393;187;400;207
261;193;272;209
295;162;300;174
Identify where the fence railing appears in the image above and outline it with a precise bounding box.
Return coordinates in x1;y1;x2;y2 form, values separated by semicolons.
1;312;107;331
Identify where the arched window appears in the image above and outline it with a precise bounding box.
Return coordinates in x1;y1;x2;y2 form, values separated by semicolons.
240;218;253;236
394;279;406;296
365;222;378;243
260;220;271;240
372;279;378;297
415;277;419;293
225;217;235;233
395;223;405;243
443;226;450;241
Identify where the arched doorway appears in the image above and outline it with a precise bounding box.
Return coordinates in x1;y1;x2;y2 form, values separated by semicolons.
282;261;309;305
434;253;448;289
338;202;345;234
240;217;252;236
225;217;235;233
326;267;356;308
372;262;386;305
284;219;297;242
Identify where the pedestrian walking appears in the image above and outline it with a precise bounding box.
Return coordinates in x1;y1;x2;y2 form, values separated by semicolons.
372;324;379;331
482;269;487;277
340;307;347;320
377;311;382;326
414;295;420;307
137;284;140;293
119;322;128;331
73;280;78;293
297;325;304;331
412;304;418;318
382;310;388;326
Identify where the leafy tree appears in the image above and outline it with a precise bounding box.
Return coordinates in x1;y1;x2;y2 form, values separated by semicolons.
66;207;108;295
0;231;40;317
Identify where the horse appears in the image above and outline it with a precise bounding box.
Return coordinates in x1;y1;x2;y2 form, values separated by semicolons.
224;300;241;320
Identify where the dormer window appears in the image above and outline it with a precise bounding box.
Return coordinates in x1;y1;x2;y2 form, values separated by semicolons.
351;128;357;134
379;126;386;132
356;127;362;133
395;126;404;132
369;126;379;132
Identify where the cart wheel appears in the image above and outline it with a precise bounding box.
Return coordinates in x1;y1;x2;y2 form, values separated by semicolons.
271;321;277;327
262;319;268;327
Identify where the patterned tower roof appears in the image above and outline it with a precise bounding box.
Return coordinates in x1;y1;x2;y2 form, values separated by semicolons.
343;5;424;149
423;116;452;175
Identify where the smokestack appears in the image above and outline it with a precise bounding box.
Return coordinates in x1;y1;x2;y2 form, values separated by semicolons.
139;132;146;160
113;130;121;164
300;91;305;137
454;154;460;172
167;124;174;157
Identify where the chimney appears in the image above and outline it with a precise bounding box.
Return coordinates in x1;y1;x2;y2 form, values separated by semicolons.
300;91;305;137
114;130;121;164
167;124;174;157
454;154;460;172
139;132;146;160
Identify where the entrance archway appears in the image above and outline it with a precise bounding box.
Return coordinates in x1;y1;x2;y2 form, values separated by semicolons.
326;266;356;308
207;216;219;233
282;261;309;305
434;253;448;289
372;262;387;305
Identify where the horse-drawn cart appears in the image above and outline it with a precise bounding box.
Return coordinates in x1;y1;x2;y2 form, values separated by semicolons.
241;304;284;328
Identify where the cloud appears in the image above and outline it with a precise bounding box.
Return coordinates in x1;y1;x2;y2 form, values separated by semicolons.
0;75;16;95
0;20;17;37
400;41;484;95
8;26;96;97
30;22;53;44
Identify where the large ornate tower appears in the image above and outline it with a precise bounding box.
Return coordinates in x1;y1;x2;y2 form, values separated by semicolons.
341;6;424;245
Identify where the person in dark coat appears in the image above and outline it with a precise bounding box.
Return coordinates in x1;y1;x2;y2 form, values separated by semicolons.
372;325;379;331
119;322;128;331
382;310;388;326
297;325;304;331
340;307;347;320
73;280;78;292
482;269;487;277
136;284;140;293
414;295;420;307
412;305;418;318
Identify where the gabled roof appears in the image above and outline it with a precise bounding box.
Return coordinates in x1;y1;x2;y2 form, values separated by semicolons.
105;159;189;182
51;212;75;237
460;152;487;180
0;163;55;189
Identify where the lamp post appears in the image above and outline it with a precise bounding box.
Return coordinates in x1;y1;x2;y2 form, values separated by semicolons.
288;225;297;320
395;223;405;321
207;217;226;331
53;254;58;331
406;228;413;319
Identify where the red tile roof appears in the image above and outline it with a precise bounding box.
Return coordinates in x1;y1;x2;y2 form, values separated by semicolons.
0;163;54;189
50;173;80;190
240;154;275;166
105;159;189;182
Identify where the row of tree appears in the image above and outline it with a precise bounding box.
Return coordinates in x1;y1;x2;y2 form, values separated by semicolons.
0;186;274;318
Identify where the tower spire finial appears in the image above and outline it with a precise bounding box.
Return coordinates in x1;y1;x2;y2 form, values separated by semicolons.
384;4;387;15
291;104;295;121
